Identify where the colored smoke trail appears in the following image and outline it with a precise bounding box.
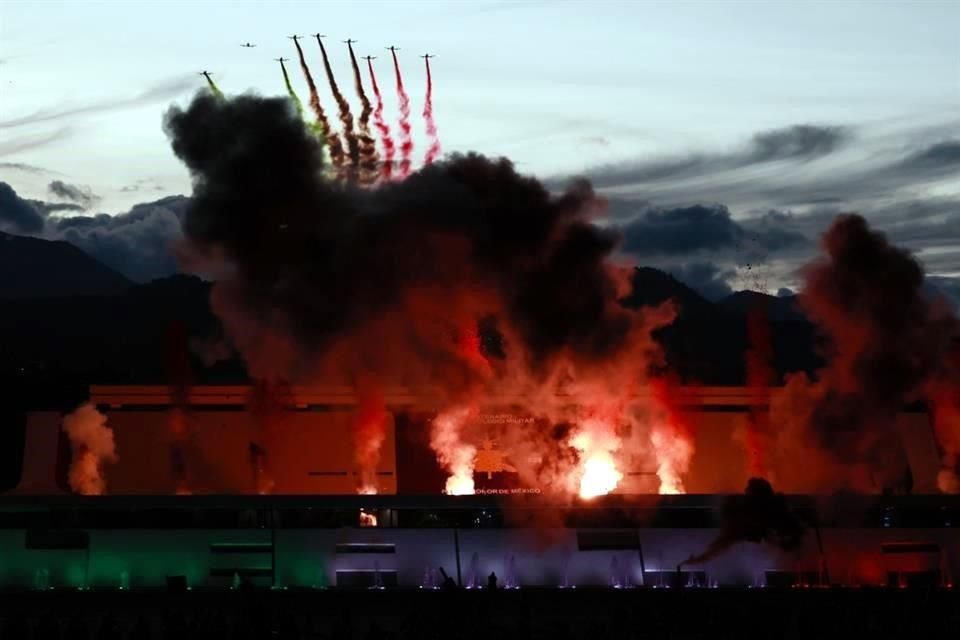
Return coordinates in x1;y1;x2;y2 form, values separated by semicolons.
389;48;414;178
431;407;477;495
62;403;117;495
316;35;360;181
346;42;380;183
366;57;395;180
422;55;441;166
203;74;224;100
277;58;306;118
291;37;344;168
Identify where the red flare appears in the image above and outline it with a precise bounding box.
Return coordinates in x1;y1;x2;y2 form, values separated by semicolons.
390;49;414;178
366;57;396;180
422;56;441;166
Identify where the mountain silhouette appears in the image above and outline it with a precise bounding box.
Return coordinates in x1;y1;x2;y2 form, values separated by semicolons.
0;231;131;299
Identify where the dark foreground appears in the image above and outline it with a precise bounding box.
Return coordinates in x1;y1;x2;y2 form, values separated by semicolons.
1;587;958;640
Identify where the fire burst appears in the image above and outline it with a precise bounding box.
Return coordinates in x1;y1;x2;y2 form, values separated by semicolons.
431;408;477;495
569;421;623;500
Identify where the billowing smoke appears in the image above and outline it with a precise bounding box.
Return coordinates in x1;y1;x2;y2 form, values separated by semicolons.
741;302;775;479
164;92;687;499
62;403;117;495
927;340;960;492
354;376;390;494
681;478;805;567
768;214;957;492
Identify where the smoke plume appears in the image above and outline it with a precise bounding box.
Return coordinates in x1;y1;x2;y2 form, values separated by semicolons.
346;42;380;183
422;55;442;166
354;375;390;493
62;403;117;495
366;57;396;180
164;92;684;499
315;36;360;182
742;301;775;479
389;49;414;178
768;214;957;492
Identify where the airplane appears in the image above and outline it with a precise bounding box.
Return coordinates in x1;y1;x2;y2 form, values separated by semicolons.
343;39;357;45
199;71;213;78
274;57;289;63
288;35;301;41
241;42;256;48
420;54;435;59
385;46;400;54
313;33;326;39
362;55;376;62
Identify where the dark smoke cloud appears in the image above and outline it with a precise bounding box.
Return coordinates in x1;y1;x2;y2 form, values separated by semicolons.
667;262;736;301
48;180;99;209
163;93;656;383
0;181;45;233
770;214;958;491
27;200;85;216
896;139;960;173
619;204;807;256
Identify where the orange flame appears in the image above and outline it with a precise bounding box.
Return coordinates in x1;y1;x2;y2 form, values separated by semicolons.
431;407;477;495
570;420;623;499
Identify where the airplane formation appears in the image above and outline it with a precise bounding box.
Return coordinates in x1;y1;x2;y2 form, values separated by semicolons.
199;38;434;79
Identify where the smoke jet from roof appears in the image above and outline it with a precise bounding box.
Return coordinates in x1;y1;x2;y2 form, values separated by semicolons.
389;48;414;178
62;403;117;496
422;55;441;166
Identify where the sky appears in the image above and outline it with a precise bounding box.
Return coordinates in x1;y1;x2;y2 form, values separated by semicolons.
1;0;958;299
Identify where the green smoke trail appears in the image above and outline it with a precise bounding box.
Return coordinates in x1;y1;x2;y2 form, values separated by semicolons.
204;74;224;100
278;58;326;146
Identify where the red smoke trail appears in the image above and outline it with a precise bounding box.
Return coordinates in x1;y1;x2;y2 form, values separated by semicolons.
744;301;775;479
346;42;380;183
389;48;414;178
292;36;345;171
315;35;360;182
422;55;442;166
366;57;395;180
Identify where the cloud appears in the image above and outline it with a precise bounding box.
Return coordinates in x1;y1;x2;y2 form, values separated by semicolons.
896;140;960;173
0;181;45;233
52;196;189;282
0;162;51;175
0;76;195;130
0;126;74;156
574;124;850;189
27;200;85;215
667;262;736;301
619;204;807;256
48;180;99;209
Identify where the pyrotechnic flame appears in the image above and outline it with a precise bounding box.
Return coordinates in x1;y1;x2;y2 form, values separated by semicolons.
431;407;477;495
569;421;623;500
650;427;692;494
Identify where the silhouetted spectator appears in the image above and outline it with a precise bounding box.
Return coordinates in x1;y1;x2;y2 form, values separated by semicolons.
487;572;498;590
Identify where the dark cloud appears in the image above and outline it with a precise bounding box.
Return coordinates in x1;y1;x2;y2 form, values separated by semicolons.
0;76;194;130
48;180;99;209
0;162;50;174
927;276;960;310
668;262;736;301
619;204;807;256
897;140;960;172
572;124;850;189
52;196;188;282
0;181;45;233
27;200;85;216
